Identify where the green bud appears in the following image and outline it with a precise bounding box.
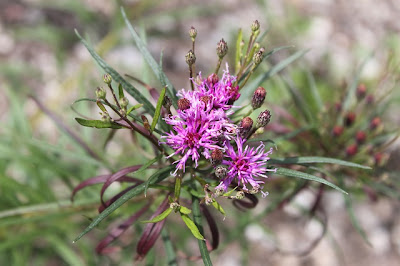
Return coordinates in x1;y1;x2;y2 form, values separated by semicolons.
170;202;179;209
185;50;196;66
119;97;129;108
103;74;112;85
95;87;106;100
253;47;265;65
251;20;260;32
216;38;228;58
189;26;197;41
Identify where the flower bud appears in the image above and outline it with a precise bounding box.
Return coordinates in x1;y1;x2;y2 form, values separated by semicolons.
189;26;197;40
211;149;224;166
95;87;106;100
216;38;228;59
346;144;358;156
215;165;227;179
344;112;356;127
253;47;265;65
103;74;112;85
119;97;129;108
100;112;110;122
235;191;245;200
238;117;253;138
170;202;179;209
215;186;225;196
227;85;240;105
178;98;190;111
251;86;266;109
256;109;271;128
207;73;219;85
141;115;150;131
370;117;381;130
332;125;344;137
356;84;366;100
355;131;366;144
251;20;260;32
185;50;196;66
163;95;172;110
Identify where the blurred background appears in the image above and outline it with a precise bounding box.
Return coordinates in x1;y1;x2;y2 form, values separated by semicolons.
0;0;399;265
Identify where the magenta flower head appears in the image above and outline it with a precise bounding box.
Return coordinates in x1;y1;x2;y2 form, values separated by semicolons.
216;136;276;197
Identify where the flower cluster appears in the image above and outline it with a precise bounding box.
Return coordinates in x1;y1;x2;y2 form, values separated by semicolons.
161;66;275;194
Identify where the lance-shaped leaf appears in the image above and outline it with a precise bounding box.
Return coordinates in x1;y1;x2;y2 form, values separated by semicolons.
121;8;178;106
96;203;150;254
73;166;174;243
211;200;225;216
192;196;212;266
161;229;178;266
150;87;166;133
75;30;156;115
141;208;172;223
180;214;204;240
275;167;348;194
75;118;124;129
269;156;371;169
179;206;191;215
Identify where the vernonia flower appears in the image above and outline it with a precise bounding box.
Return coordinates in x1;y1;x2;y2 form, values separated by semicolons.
216;136;276;196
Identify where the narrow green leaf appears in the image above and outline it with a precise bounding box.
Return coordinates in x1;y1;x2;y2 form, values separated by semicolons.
161;229;178;266
222;187;237;197
143;155;170;197
235;28;243;72
269;156;371;169
211;200;225;216
142;208;172;223
242;49;309;100
179;206;191;215
150;87;166;133
74;30;155;115
192;196;212;266
96;101;107;113
181;214;204;240
46;236;84;266
73;166;173;243
275;168;348;194
127;103;143;115
174;174;182;200
306;69;323;111
121;8;178;106
118;83;124;99
75;118;123;129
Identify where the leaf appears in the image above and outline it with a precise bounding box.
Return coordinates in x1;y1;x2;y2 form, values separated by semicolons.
150;87;166;133
181;214;204;240
142;208;172;223
192;196;212;266
275;167;348;194
75;118;124;129
73;166;174;243
179;206;191;215
74;30;156;115
306;69;323;111
126;103;143;115
121;8;178;106
269;156;371;169
211;200;225;216
118;83;124;99
161;229;178;266
235;28;243;73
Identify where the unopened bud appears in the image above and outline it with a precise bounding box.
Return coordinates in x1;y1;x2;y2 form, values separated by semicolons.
163;95;172;110
170;202;179;209
227;85;240;105
332;125;344;137
251;20;260;32
356;131;366;144
344;112;356;127
189;26;197;40
95;87;106;100
119;97;129;108
100;112;110;122
211;149;224;166
251;86;266;109
346;144;358;157
253;47;265;65
103;74;112;85
216;38;228;58
238;117;253;138
178;98;191;111
235;191;245;200
256;109;271;128
356;84;367;100
185;50;196;66
207;73;219;85
141;115;150;131
370;117;381;130
215;186;225;196
215;165;227;179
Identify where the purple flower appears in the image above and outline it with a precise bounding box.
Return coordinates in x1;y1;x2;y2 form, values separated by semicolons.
216;136;276;196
